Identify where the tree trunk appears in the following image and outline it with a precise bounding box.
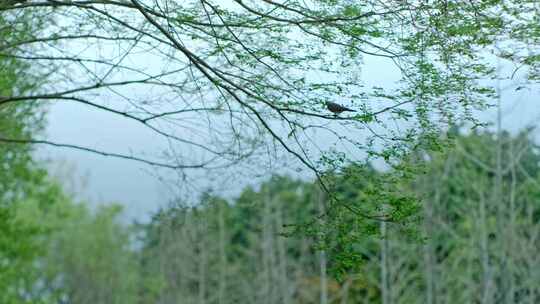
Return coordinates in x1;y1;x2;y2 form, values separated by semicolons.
218;203;227;304
318;185;328;304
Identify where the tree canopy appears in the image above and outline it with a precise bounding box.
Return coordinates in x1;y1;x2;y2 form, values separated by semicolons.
1;0;526;174
3;0;538;226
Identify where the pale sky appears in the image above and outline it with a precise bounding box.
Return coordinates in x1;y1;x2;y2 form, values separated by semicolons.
36;49;540;222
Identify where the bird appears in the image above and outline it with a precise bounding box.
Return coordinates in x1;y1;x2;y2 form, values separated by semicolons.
325;101;355;114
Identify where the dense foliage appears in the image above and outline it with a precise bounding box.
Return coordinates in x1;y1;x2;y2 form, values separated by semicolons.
2;130;540;303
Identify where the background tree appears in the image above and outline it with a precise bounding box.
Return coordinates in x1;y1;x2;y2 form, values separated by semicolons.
3;126;540;303
0;5;59;302
134;128;540;303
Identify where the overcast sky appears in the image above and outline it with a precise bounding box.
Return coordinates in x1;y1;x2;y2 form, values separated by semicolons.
36;53;540;223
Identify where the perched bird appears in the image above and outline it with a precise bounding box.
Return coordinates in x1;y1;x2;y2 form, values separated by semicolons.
325;101;355;114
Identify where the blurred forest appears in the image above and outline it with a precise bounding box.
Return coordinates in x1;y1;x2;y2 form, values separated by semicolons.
3;126;540;303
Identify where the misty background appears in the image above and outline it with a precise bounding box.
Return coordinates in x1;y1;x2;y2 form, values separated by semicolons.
38;56;540;222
